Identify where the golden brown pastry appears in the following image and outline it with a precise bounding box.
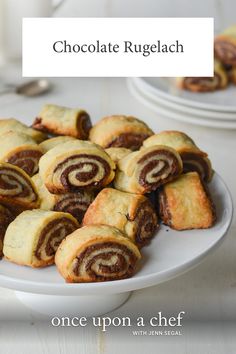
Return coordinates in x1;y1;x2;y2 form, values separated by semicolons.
55;224;141;283
176;60;228;92
0;118;47;143
215;25;236;66
33;104;92;139
39;136;76;153
143;131;213;182
3;210;79;267
224;64;236;84
33;174;94;224
83;188;158;247
105;147;132;164
114;146;182;194
39;140;115;194
230;66;236;84
0;205;14;258
159;172;216;230
0;131;43;176
0;163;39;209
89;115;153;150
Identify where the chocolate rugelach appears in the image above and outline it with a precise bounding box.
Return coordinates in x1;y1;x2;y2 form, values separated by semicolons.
0;163;39;209
177;62;228;93
137;149;182;192
55;225;141;283
214;25;236;66
89;115;153;151
32;173;95;225
54;154;111;192
8;150;43;176
83;188;159;248
72;242;139;282
0;205;14;258
0;131;44;177
114;145;183;194
3;210;79;268
106;132;151;151
142;131;213;183
158;172;216;231
32;104;92;139
39;140;115;194
34;217;78;262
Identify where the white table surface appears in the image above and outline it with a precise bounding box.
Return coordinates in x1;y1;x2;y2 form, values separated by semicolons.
0;70;235;353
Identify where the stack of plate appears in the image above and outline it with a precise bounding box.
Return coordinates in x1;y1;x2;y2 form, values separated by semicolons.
128;77;236;129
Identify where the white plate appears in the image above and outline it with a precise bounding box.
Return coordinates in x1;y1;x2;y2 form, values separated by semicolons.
131;78;236;121
128;78;236;129
0;173;233;296
136;77;236;113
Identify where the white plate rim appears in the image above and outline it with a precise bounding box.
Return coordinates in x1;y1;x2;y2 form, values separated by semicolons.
128;79;236;129
0;173;233;296
131;78;236;121
135;77;236;113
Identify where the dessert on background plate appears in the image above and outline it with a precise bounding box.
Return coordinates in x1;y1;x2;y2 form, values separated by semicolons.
176;60;228;93
178;24;236;93
215;25;236;67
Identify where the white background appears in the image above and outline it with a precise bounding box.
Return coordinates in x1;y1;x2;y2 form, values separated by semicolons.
22;18;213;77
55;0;235;34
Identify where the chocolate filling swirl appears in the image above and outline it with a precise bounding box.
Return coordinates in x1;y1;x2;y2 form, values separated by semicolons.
0;167;37;202
158;190;172;227
77;113;92;140
215;40;236;65
54;154;111;192
8;150;43;177
107;133;151;151
72;242;138;282
137;150;181;192
182;74;222;92
181;152;212;182
35;217;78;261
53;192;93;224
0;206;14;258
132;201;158;247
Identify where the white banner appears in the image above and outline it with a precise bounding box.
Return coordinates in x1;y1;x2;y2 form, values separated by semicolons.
22;18;214;77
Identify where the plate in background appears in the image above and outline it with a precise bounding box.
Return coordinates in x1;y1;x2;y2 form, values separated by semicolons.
131;78;236;121
128;78;236;129
135;77;236;113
